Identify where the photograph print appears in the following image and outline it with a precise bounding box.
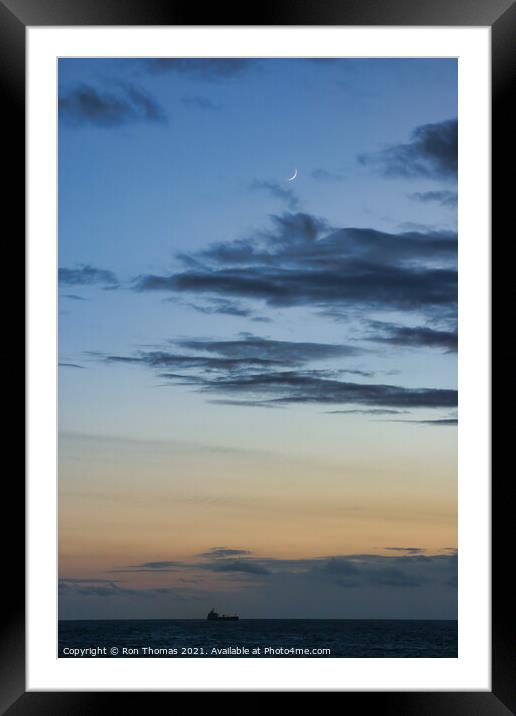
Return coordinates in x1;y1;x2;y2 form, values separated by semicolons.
58;57;458;659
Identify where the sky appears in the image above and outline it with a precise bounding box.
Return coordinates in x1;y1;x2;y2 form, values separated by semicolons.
58;58;458;620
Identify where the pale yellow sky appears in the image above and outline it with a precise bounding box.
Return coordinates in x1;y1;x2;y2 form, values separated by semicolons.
59;431;456;584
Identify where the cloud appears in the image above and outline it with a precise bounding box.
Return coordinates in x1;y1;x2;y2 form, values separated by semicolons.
325;409;408;415
61;551;458;617
174;371;457;409
409;190;457;207
322;557;360;577
59;83;167;127
366;566;423;587
250;180;300;210
59;578;191;598
134;211;457;315
183;299;252;317
392;418;458;426
128;561;182;569
358;119;458;180
105;334;362;376
366;321;457;352
106;350;282;373
175;334;361;364
60;578;117;583
114;208;456;414
110;560;182;574
181;298;270;322
59;578;139;597
198;548;252;559
181;95;220;111
200;560;271;576
117;552;270;577
63;293;88;301
102;330;455;410
327;369;374;377
59;362;85;369
206;399;282;409
59;265;118;287
146;58;254;80
314;553;455;590
109;550;457;592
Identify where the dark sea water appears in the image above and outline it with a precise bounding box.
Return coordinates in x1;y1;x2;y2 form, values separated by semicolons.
59;619;457;658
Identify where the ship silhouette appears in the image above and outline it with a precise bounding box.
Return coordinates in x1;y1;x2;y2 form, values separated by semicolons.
207;608;239;621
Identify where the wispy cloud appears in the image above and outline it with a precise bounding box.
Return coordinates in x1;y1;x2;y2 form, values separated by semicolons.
146;58;254;81
198;548;252;559
325;409;408;415
63;293;88;301
105;334;362;372
365;321;457;353
134;211;457;316
59;83;167;128
181;298;271;322
59;578;196;599
102;329;456;411
175;335;361;363
178;372;457;409
390;418;458;426
108;549;457;591
59;265;119;287
358;118;457;180
59;578;139;597
409;190;457;207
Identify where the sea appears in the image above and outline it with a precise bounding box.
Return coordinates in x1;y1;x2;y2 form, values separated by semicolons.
59;619;457;658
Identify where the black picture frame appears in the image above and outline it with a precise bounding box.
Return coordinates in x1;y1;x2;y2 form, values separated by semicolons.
3;0;512;710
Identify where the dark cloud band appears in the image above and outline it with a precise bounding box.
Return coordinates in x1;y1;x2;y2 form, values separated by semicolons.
134;212;457;315
358;118;458;180
59;265;119;286
59;83;167;127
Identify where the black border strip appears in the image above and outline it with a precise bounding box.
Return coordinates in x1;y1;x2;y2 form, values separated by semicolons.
3;0;513;710
0;0;514;25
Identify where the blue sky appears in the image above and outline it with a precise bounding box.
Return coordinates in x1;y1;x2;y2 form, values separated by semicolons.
58;58;458;619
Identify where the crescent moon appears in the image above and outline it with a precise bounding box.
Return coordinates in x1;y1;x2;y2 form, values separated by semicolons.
287;168;298;182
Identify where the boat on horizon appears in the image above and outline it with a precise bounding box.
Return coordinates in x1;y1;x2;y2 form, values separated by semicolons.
207;608;239;621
